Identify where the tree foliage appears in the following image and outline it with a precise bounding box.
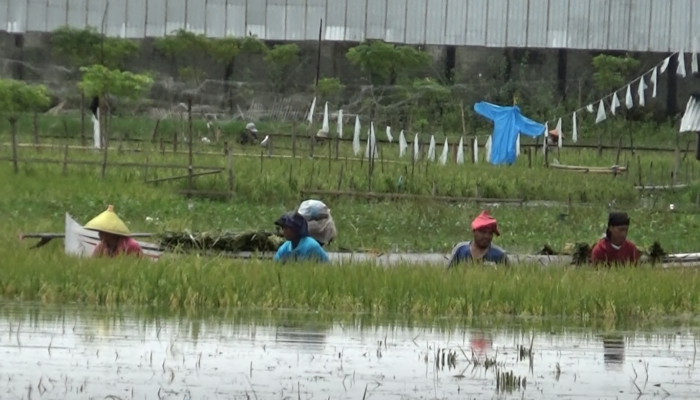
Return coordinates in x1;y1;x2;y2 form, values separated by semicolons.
50;26;139;69
264;43;300;91
78;64;153;100
0;79;51;122
154;29;210;59
346;40;432;84
592;54;640;95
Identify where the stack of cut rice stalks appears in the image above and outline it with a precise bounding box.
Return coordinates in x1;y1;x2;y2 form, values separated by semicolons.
157;230;285;253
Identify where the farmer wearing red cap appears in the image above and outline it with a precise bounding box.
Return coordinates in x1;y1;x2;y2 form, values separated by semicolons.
448;211;507;267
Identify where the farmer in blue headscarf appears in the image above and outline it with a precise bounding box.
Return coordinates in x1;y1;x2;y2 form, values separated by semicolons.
273;212;329;263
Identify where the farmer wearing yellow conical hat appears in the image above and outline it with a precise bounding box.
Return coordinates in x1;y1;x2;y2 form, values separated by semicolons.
84;205;143;258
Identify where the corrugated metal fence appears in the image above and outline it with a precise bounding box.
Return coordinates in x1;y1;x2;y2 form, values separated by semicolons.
2;0;699;52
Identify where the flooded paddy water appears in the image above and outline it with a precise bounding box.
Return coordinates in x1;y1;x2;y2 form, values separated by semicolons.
0;305;698;399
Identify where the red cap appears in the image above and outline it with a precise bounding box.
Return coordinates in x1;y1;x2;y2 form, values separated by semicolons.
471;211;500;236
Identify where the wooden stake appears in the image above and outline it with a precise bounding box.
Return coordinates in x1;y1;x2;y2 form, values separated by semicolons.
225;141;234;197
10;119;18;174
62;144;69;175
187;98;194;197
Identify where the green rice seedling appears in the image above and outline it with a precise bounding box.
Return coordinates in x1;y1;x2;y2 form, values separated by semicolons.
495;369;526;393
5;234;700;318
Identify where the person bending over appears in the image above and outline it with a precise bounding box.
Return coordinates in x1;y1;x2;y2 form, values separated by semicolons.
590;212;641;267
274;212;329;264
448;211;507;267
84;205;143;258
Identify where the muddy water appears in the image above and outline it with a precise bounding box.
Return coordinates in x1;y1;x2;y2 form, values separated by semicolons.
0;307;698;399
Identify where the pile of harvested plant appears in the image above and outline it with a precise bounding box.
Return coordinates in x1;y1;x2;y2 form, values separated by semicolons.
157;230;285;253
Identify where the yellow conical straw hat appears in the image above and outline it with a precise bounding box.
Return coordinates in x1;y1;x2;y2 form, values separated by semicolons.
84;205;131;236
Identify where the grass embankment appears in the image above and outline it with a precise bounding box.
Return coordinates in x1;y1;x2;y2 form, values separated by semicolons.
4;169;700;254
2;119;698;203
3;113;700;253
3;248;700;319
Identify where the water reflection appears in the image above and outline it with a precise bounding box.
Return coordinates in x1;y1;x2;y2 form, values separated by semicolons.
275;324;327;353
602;333;626;370
0;305;697;399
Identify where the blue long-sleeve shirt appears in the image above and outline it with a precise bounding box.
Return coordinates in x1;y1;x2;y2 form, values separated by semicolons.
448;241;508;267
274;236;330;263
473;102;546;165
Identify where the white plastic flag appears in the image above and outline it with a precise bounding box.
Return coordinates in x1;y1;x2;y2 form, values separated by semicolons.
439;138;449;166
595;100;607;123
677;50;687;77
307;97;316;124
413;134;420;161
692;37;699;74
650;67;658;98
386;126;393;142
473;137;479;163
336;109;343;138
660;57;670;74
515;134;520;156
485;136;492;163
637;76;647;107
398;130;407;157
322;102;329;132
572;112;578;143
427;135;436;162
456;137;464;165
555;118;563;148
352;115;361;155
586;104;594;113
365;122;378;160
92;108;101;149
611;93;620;115
625;85;634;109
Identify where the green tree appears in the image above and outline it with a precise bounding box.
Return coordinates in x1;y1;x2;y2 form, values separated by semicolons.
346;40;431;85
78;65;153;149
154;29;211;83
50;26;139;70
592;54;640;95
0;79;51;172
264;43;300;92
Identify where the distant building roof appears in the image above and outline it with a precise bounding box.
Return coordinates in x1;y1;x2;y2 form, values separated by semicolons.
680;94;700;133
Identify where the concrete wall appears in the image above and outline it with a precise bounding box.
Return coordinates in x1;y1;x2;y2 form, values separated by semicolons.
0;31;698;118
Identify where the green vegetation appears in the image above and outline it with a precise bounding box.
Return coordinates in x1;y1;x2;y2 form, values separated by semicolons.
3;247;700;319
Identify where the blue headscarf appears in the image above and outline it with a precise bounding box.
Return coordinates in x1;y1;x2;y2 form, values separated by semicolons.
274;212;309;237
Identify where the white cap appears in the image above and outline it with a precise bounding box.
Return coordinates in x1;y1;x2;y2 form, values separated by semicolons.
246;122;258;133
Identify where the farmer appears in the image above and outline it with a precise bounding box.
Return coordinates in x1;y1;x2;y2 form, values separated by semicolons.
84;205;143;258
297;199;337;247
590;212;641;266
273;212;329;264
238;122;259;145
448;211;508;267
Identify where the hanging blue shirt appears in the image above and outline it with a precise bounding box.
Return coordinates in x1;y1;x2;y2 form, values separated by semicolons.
473;102;546;165
274;236;330;264
448;241;508;267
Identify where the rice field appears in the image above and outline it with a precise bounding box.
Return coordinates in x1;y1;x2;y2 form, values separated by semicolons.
3;245;700;318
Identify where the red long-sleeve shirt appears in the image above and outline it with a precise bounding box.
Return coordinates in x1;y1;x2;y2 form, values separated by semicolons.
590;238;641;266
92;237;143;258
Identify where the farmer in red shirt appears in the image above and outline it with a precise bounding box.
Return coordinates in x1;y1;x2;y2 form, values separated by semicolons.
590;212;641;266
84;205;143;258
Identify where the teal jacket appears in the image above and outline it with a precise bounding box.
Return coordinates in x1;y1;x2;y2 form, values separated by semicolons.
274;236;330;263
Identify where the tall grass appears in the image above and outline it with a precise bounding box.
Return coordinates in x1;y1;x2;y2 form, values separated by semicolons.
3;248;700;319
